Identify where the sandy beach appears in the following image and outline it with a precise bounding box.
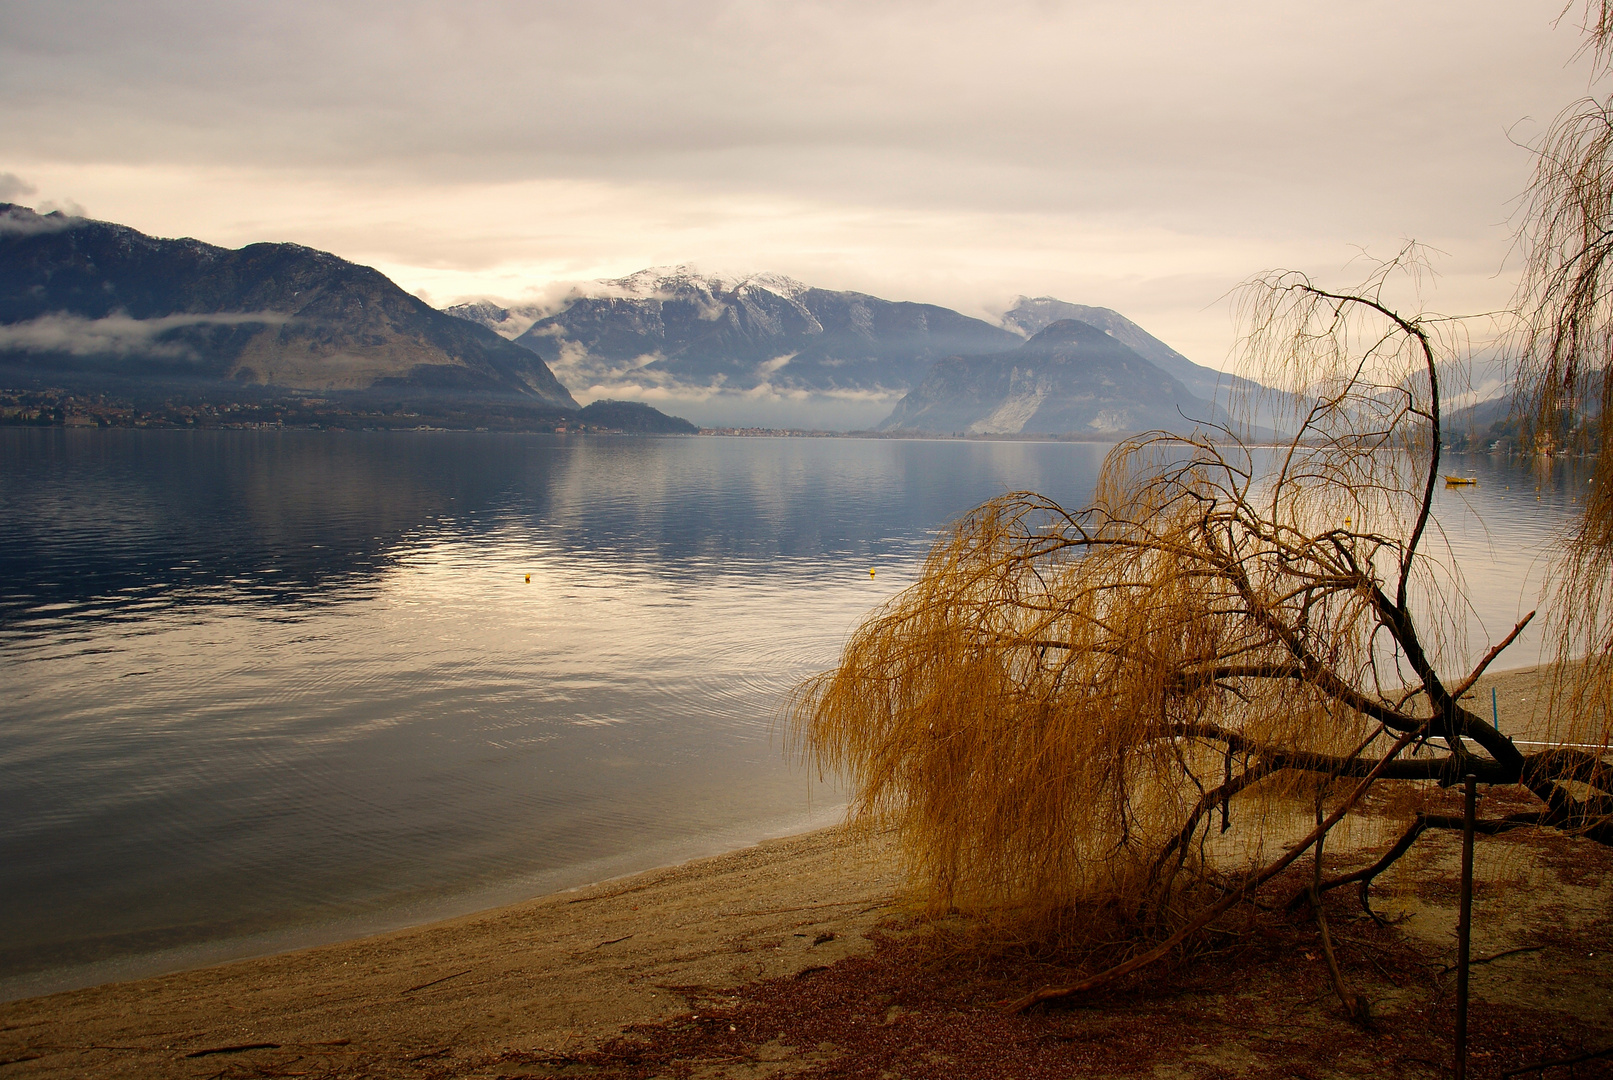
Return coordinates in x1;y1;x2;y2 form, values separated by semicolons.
0;827;903;1078
3;662;1611;1079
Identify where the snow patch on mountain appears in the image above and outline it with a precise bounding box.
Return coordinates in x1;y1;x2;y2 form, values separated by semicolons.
440;271;1220;431
758;353;795;374
441;301;541;340
597;265;811;302
445;267;815;342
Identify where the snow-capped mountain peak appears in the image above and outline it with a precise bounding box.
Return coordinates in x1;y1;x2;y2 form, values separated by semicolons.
437;275;1223;433
734;271;811;300
592;266;810;303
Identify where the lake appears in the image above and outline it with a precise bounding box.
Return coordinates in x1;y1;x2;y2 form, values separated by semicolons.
0;429;1585;999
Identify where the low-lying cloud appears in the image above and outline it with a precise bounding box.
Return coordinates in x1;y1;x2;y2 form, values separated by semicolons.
559;342;908;429
0;172;37;202
574;380;903;430
0;311;293;357
0;203;84;236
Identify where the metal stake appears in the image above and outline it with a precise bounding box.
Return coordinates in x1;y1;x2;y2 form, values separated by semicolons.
1456;772;1476;1080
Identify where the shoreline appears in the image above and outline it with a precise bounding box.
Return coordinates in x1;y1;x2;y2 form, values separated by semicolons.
0;801;850;1006
0;825;902;1078
0;659;1594;1077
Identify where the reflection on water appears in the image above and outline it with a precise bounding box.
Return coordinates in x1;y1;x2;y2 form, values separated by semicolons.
0;432;1585;999
0;429;1115;998
1422;452;1593;671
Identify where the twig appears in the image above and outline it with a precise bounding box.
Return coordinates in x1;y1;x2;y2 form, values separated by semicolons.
1310;794;1369;1025
723;900;885;917
183;1043;282;1058
1439;945;1545;975
566;881;660;905
1289;812;1542;920
400;968;472;995
1447;613;1537;701
594;935;634;948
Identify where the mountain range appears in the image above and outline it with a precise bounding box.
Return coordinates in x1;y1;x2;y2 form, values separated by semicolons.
0;203;578;413
446;268;1242;432
1;204;1260;436
447;268;1017;429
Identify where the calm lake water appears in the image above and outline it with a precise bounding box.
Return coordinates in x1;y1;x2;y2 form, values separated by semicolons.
0;430;1586;999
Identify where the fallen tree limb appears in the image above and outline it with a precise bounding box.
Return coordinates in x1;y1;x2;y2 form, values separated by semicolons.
1004;728;1417;1014
1285;811;1543;919
1310;819;1369;1024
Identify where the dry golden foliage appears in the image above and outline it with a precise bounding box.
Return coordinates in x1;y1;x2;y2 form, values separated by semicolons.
791;265;1613;962
788;10;1613;1008
1512;1;1613;776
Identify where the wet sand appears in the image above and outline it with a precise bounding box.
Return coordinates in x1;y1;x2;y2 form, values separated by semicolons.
0;827;901;1078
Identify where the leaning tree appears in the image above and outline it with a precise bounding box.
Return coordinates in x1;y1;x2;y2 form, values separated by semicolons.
789;255;1613;1014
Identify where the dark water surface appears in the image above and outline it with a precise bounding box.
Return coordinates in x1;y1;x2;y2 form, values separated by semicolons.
0;430;1585;999
0;430;1115;998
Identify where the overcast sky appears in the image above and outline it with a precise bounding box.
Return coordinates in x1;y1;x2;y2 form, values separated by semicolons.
0;0;1603;367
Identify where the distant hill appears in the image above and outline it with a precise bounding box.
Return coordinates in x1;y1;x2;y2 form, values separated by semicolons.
1444;373;1607;453
1000;297;1254;403
0;204;577;410
576;399;698;434
880;319;1211;436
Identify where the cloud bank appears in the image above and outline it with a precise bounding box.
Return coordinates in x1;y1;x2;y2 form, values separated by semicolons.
0;312;292;358
1;1;1600;365
0;172;36;202
0;202;83;236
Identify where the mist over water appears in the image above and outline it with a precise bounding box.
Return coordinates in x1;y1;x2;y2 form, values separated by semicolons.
0;430;1583;999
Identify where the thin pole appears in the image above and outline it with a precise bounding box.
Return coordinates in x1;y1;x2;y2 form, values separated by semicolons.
1455;773;1476;1080
1492;686;1499;731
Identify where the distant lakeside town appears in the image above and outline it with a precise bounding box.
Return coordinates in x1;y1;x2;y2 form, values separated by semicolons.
0;387;1121;441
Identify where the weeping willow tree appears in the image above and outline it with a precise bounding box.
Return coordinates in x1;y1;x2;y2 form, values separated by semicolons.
1512;0;1613;768
789;257;1613;1013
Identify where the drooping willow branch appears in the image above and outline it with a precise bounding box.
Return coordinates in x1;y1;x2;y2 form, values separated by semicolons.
789;262;1613;1007
1508;0;1613;800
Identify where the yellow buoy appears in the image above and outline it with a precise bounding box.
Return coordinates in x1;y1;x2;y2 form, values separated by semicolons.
524;573;531;583
869;567;876;579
